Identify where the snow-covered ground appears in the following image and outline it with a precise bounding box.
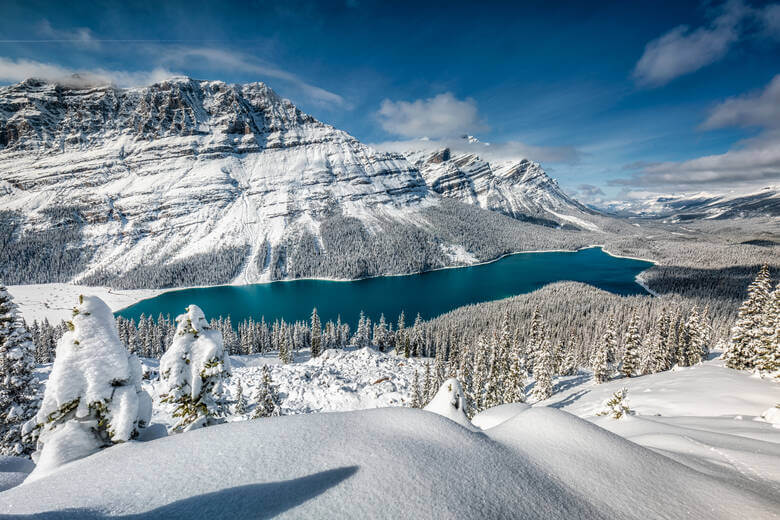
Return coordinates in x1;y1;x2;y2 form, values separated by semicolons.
2;348;778;517
6;283;162;323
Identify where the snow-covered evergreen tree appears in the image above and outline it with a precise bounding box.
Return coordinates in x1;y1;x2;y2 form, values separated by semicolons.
410;369;422;408
0;285;39;457
680;307;707;366
621;310;641;378
373;314;389;352
310;308;322;358
755;283;779;375
725;265;772;370
351;311;371;349
531;335;554;401
251;366;282;419
159;305;231;432
233;381;247;416
591;331;611;384
596;388;632;419
411;313;424;357
505;339;526;404
28;295;151;479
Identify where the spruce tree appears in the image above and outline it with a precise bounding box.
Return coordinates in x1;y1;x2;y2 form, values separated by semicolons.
410;369;422;408
310;308;322;358
726;265;772;370
591;335;610;384
756;283;779;375
233;381;247;416
30;296;151;474
159;305;231;432
0;285;39;457
621;310;641;378
531;335;554;401
251;366;281;418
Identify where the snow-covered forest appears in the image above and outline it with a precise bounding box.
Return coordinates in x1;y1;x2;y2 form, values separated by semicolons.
0;263;778;516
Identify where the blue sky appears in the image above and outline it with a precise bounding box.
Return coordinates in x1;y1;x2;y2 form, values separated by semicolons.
0;0;778;201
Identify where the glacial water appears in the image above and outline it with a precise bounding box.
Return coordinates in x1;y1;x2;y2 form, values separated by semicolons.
116;246;653;327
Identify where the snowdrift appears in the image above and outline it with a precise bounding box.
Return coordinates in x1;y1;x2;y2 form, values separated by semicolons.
3;406;777;519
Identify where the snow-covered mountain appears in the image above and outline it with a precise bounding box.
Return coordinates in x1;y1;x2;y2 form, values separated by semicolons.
600;186;780;220
0;77;433;287
403;144;601;231
0;77;601;289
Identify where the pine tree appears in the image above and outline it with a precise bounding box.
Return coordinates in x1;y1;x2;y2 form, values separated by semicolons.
505;336;526;404
591;334;610;384
756;283;779;375
470;336;488;413
410;369;422;408
422;362;433;405
411;313;424;357
159;305;231;432
725;265;772;370
526;306;542;374
233;381;247;416
531;335;554;401
373;314;389;352
29;296;151;474
680;307;706;366
251;366;281;418
621;310;641;378
0;285;39;457
310;308;322;358
596;388;632;419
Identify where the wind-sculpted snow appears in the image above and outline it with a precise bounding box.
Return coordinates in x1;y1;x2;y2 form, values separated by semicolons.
1;405;776;518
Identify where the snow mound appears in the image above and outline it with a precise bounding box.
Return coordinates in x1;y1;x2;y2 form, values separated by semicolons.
487;407;779;519
0;408;605;518
471;402;530;430
762;406;780;428
423;378;473;429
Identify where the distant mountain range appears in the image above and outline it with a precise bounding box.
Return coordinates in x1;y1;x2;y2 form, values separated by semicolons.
598;186;780;221
0;77;601;288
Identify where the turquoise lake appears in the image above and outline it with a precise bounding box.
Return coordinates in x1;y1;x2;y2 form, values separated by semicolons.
116;247;653;327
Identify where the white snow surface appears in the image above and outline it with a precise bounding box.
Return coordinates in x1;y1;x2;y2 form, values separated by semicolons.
2;350;778;518
423;377;473;429
6;283;162;323
471;402;531;430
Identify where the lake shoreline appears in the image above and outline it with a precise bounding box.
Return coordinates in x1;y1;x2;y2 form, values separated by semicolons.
10;245;658;323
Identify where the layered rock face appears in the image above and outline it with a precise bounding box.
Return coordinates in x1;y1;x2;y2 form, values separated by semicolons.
0;77;433;285
404;147;599;230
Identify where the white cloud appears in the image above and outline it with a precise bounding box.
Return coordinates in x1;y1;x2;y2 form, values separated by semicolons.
633;0;747;87
36;19;99;49
0;57;173;87
701;74;780;129
376;93;486;138
614;74;780;190
611;131;780;189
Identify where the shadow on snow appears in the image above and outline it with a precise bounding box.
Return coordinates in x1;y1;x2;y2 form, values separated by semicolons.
0;466;359;520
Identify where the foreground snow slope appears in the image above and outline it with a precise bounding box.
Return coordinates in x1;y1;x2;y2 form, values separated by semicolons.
3;406;777;519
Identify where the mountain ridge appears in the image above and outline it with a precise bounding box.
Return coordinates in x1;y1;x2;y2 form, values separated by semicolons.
0;77;600;289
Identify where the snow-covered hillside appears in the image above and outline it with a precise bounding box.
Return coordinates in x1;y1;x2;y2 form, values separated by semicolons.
0;77;434;286
4;347;778;518
404;143;600;230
